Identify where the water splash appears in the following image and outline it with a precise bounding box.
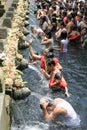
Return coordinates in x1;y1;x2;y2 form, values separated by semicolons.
11;100;26;125
31;92;43;99
11;124;49;130
28;64;44;80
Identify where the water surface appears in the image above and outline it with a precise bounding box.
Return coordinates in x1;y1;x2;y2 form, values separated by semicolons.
11;0;87;130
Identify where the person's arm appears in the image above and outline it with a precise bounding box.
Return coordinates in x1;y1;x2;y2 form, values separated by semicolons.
43;108;55;121
52;46;61;51
55;30;61;39
65;87;70;97
61;76;70;97
41;69;50;79
49;79;60;89
29;39;41;60
41;38;51;45
56;63;63;70
40;100;56;120
40;100;67;121
42;103;66;120
60;42;64;52
66;24;71;34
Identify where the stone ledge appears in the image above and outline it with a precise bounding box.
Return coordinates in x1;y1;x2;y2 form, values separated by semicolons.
2;17;12;28
0;94;11;130
6;11;14;19
0;28;7;39
0;39;4;52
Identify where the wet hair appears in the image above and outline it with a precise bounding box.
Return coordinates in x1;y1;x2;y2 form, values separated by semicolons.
61;30;67;39
48;47;53;53
60;6;64;10
71;12;76;19
67;14;72;20
62;11;67;17
47;58;55;66
77;26;81;32
40;104;43;109
68;6;72;11
41;16;48;22
46;52;54;58
51;22;57;32
46;102;53;109
37;4;41;9
41;2;47;9
60;21;64;26
52;13;56;17
52;5;56;10
71;24;77;31
45;30;52;38
54;72;62;80
51;16;56;23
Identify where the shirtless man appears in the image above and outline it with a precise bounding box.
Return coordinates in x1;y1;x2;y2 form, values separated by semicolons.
41;30;54;48
40;98;81;126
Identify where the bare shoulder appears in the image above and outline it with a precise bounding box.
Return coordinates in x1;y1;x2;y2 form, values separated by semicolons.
54;106;67;116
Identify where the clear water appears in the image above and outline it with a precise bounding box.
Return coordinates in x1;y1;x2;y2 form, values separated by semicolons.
11;0;87;130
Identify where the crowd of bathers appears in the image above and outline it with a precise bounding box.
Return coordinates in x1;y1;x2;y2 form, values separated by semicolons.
28;0;87;98
34;0;87;48
26;0;87;125
29;0;87;97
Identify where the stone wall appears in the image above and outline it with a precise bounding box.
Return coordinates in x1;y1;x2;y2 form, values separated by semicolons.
0;94;11;130
0;0;14;129
0;0;30;130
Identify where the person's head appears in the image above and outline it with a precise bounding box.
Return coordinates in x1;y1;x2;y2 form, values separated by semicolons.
59;21;65;28
51;16;56;23
46;52;54;59
41;2;47;9
47;58;55;71
45;30;52;39
43;48;49;55
52;13;56;18
46;102;55;111
67;14;72;21
61;30;67;39
49;47;54;53
54;72;62;82
41;15;47;22
84;16;87;24
43;48;54;56
52;5;56;11
81;27;87;35
51;22;57;32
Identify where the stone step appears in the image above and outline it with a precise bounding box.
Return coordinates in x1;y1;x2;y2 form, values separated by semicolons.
0;5;4;9
0;28;7;39
0;8;5;17
8;7;14;11
2;17;12;28
6;11;14;19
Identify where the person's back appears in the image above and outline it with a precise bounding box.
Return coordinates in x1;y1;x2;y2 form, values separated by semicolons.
60;30;69;53
53;98;81;126
61;38;69;53
55;98;77;118
40;98;80;126
41;30;54;48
